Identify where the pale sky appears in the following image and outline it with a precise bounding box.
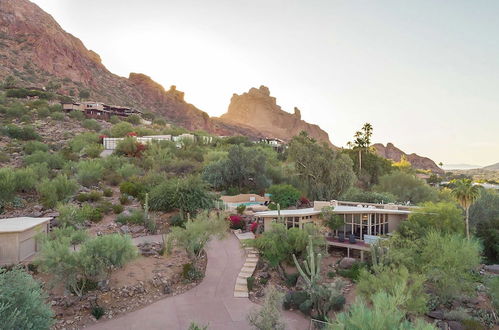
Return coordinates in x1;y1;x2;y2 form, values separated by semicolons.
31;0;499;166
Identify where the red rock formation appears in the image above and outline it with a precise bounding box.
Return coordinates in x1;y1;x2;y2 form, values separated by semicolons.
373;143;444;174
219;86;333;145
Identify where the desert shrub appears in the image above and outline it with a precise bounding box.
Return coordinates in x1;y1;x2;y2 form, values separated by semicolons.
109;115;120;124
50;112;65;121
0;151;8;163
76;190;102;202
374;171;438;204
283;290;310;310
120;194;130;205
236;204;246;215
116;163;142;180
69;110;85;121
487;276;499;313
153;118;166;126
82;119;101;132
420;231;481;301
247;286;286;330
327;271;336;279
285;272;299;287
228;215;245;230
91;305;105;320
125;114;141;125
476;217;499;264
57;203;102;226
115;137;147;158
105;172;122;186
12;167;38;192
83;144;104;158
164;211;228;260
24;151;65;169
181;263;203;282
37;175;79;208
36;233;137;296
268;184;301;208
110;122;134;137
247;276;255;291
357;265;428;315
23;141;49;154
116;209;145;225
169;213;185;227
149;176;214;215
5;102;28;118
397;202;465;240
112;204;124;214
337;262;366;281
103;188;113;197
76;160;104;187
36;107;50;118
330;290;436;330
0;267;54;330
1;124;40;140
119;181;145;199
69;133;100;153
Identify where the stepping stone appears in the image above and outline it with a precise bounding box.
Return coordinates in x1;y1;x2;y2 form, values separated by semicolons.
236;277;248;285
241;266;254;273
234;283;247;291
234;291;249;298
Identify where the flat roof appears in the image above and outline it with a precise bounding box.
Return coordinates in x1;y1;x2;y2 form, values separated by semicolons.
254;206;411;217
255;208;321;217
0;217;51;233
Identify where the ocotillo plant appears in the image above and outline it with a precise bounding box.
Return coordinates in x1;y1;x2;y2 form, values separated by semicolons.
292;236;322;287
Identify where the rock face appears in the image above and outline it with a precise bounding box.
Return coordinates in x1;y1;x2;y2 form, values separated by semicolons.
0;0;330;143
219;86;333;145
373;143;444;174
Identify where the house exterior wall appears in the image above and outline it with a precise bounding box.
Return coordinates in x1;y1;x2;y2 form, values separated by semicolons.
387;214;406;232
0;233;19;265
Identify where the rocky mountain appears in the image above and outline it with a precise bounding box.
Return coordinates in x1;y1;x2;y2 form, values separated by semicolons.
219;86;332;145
373;143;444;174
483;162;499;171
0;0;331;143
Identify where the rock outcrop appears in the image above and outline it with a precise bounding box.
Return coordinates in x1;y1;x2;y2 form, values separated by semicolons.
0;0;330;143
373;143;444;174
219;86;332;145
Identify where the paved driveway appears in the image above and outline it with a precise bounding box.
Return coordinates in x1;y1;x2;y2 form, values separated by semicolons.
88;235;309;330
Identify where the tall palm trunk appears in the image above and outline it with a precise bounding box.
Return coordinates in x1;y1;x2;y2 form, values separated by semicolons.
358;149;362;175
465;206;470;240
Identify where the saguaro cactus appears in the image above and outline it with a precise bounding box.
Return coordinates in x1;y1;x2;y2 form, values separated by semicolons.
292;236;322;287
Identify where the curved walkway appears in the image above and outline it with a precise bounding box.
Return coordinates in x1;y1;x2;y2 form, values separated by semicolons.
88;235;308;330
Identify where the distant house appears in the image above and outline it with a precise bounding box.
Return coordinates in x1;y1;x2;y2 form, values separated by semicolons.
102;135;172;150
0;217;51;265
220;194;270;210
61;101;141;120
254;200;415;260
259;137;286;152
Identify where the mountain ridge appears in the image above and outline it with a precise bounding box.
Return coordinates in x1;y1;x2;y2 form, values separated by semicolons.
0;0;331;143
373;142;444;174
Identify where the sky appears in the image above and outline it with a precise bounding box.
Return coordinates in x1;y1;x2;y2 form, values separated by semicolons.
31;0;499;166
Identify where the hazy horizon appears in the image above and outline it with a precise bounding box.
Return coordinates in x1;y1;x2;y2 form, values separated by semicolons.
31;0;499;166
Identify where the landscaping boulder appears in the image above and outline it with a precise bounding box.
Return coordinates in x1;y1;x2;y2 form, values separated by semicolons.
484;264;499;274
338;257;356;270
447;321;464;330
163;284;172;294
427;310;445;319
120;225;130;234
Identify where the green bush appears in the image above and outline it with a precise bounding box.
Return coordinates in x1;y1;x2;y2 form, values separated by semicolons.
117;163;142;180
283;290;310;310
23;141;49;154
37;175;79;208
0;267;54;330
285;272;299;287
247;276;255;291
341;187;396;204
69;110;85;121
91;305;105;320
112;204;124;214
327;271;336;279
120;194;130;205
116;209;145;225
36;107;50;118
103;188;113;197
36;233;137;297
24;151;65;169
76;190;102;202
337;262;366;281
96;201;113;215
1;124;40;140
110;122;134;137
488;276;499;313
82;119;101;131
357;265;428;315
76;160;104;187
181;263;203;282
169;213;186;227
268;184;301;208
125;114;141;125
109;115;120;124
50;112;65;121
83;144;104;158
119;181;145;199
374;171;438;204
69;133;100;153
57;203;102;226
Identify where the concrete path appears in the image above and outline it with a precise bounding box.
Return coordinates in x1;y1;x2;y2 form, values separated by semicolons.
87;235;309;330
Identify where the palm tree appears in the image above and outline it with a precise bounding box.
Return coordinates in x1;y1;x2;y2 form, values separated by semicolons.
451;179;481;239
347;123;373;175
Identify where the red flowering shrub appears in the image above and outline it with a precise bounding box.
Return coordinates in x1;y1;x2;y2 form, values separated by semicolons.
126;132;138;137
250;222;258;233
229;215;244;230
298;196;311;208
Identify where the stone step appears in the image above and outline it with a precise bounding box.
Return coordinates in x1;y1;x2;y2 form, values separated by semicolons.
234;291;249;298
234;283;247;291
246;257;258;262
241;266;255;273
236;277;248;285
238;272;253;279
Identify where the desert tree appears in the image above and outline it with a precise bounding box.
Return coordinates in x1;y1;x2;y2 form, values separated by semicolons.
451;179;481;239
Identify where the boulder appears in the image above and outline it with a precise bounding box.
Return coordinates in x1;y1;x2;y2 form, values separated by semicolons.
120;225;130;234
338;257;357;270
163;284;172;295
484;264;499;274
427;310;445;319
447;321;464;330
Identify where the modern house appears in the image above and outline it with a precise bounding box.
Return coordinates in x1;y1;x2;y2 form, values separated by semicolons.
254;200;415;260
62;101;142;119
102;135;172;150
220;194;270;210
0;217;51;265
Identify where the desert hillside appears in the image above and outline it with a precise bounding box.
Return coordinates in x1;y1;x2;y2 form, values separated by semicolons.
373;142;444;174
